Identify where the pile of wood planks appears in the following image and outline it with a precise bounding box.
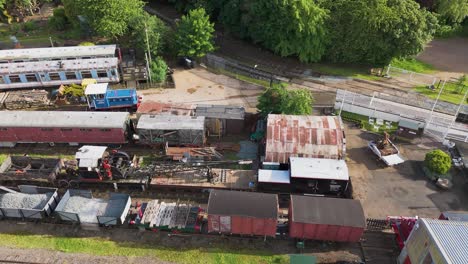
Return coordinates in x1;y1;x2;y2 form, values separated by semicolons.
1;90;50;110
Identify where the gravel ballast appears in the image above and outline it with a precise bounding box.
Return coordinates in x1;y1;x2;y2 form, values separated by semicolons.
62;196;107;223
0;193;52;209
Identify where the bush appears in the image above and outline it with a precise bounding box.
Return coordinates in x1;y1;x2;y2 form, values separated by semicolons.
150;57;168;83
424;149;451;174
22;21;37;32
9;23;21;35
78;42;95;46
48;7;69;31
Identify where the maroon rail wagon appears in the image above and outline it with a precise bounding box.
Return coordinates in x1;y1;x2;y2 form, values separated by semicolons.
207;190;278;237
0;111;129;147
289;195;365;242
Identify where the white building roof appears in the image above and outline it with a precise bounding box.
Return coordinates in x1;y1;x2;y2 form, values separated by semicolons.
0;45;116;61
419;218;468;264
0;111;129;129
0;57;119;74
137;115;205;130
75;146;108;168
258;169;290;184
85;83;109;95
289;157;349;181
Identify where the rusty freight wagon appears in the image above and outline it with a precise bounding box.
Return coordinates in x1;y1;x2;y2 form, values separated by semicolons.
264;115;346;164
207;190;278;237
135;115;206;146
0;111;130;147
0;156;63;186
289;195;365;242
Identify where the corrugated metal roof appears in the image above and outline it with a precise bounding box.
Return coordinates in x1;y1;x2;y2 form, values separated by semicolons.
207;190;278;219
290;195;365;228
195;104;245;120
265;114;345;163
289;157;349;181
0;45;116;60
0;111;129;128
441;211;468;222
85;83;108;95
258;169;290;184
398;119;423;131
137;115;205;130
0;57;119;74
422;218;468;264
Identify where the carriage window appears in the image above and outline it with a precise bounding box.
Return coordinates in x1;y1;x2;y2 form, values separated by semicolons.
65;72;77;80
80;128;92;132
97;70;108;78
100;129;111;132
25;74;37;82
9;75;21;83
49;72;61;81
81;71;93;78
61;128;73;131
0;128;7;131
41;128;53;131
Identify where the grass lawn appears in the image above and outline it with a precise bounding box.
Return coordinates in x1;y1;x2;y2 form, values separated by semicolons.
339;111;398;134
216;68;272;88
0;233;288;264
389;58;436;74
414;80;468;105
310;63;382;81
0;154;8;164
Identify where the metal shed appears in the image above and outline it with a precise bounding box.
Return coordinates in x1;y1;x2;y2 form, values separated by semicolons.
136;115;205;146
0;111;129;146
289;195;365;242
195;105;245;136
265;115;345;163
397;119;424;139
54;189;131;226
399;218;468;264
207;190;278;237
0;185;58;220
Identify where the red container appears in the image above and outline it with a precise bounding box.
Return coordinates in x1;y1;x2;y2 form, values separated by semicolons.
289;195;365;242
207;190;278;237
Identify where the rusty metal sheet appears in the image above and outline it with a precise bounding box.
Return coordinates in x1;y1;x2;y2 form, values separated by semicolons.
265;115;345;163
137;101;194;116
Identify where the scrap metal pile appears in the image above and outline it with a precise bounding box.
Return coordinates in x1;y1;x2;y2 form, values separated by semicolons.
0;90;50;110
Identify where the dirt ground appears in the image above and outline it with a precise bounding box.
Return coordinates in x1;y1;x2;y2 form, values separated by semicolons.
140;68;263;112
346;123;468;218
417;37;468;78
0;247;168;264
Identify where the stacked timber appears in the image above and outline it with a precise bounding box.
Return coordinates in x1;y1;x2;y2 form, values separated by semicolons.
3;90;50;110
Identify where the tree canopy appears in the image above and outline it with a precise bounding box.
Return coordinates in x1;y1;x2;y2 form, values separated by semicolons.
424;149;452;174
257;84;313;116
435;0;468;24
174;8;215;58
129;12;168;58
322;0;437;65
63;0;145;38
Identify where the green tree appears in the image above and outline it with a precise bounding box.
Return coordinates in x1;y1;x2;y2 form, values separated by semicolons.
48;7;69;31
424;149;451;174
150;57;168;83
257;84;313;116
129;12;168;58
174;7;215;58
436;0;468;24
63;0;144;38
246;0;329;62
322;0;437;65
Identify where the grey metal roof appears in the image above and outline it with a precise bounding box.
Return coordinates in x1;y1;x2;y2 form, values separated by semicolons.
207;190;278;219
195;104;245;120
0;57;119;74
0;111;129;129
137;114;205;130
441;211;468;222
422;218;468;264
290;195;366;228
398;119;423;131
0;45;116;61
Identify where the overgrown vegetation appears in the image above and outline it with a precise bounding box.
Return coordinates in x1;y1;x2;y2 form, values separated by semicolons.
413;75;468;105
150;57;168;83
257;84;313;116
0;233;289;264
340;111;398;134
389;58;436;73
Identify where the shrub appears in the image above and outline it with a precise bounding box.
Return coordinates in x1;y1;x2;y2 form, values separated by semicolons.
22;21;37;32
150;57;168;83
424;149;451;174
78;42;95;46
48;7;69;31
9;23;21;35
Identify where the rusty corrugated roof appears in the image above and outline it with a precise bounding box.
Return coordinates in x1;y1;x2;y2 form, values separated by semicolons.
137;101;194;116
265;114;345;163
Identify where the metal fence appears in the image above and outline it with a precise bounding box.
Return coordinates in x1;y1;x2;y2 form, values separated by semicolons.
385;65;438;86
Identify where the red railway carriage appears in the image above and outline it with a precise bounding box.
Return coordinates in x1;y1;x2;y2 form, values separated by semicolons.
0;111;129;147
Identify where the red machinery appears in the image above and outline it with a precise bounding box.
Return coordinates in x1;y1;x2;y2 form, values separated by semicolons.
387;216;418;250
